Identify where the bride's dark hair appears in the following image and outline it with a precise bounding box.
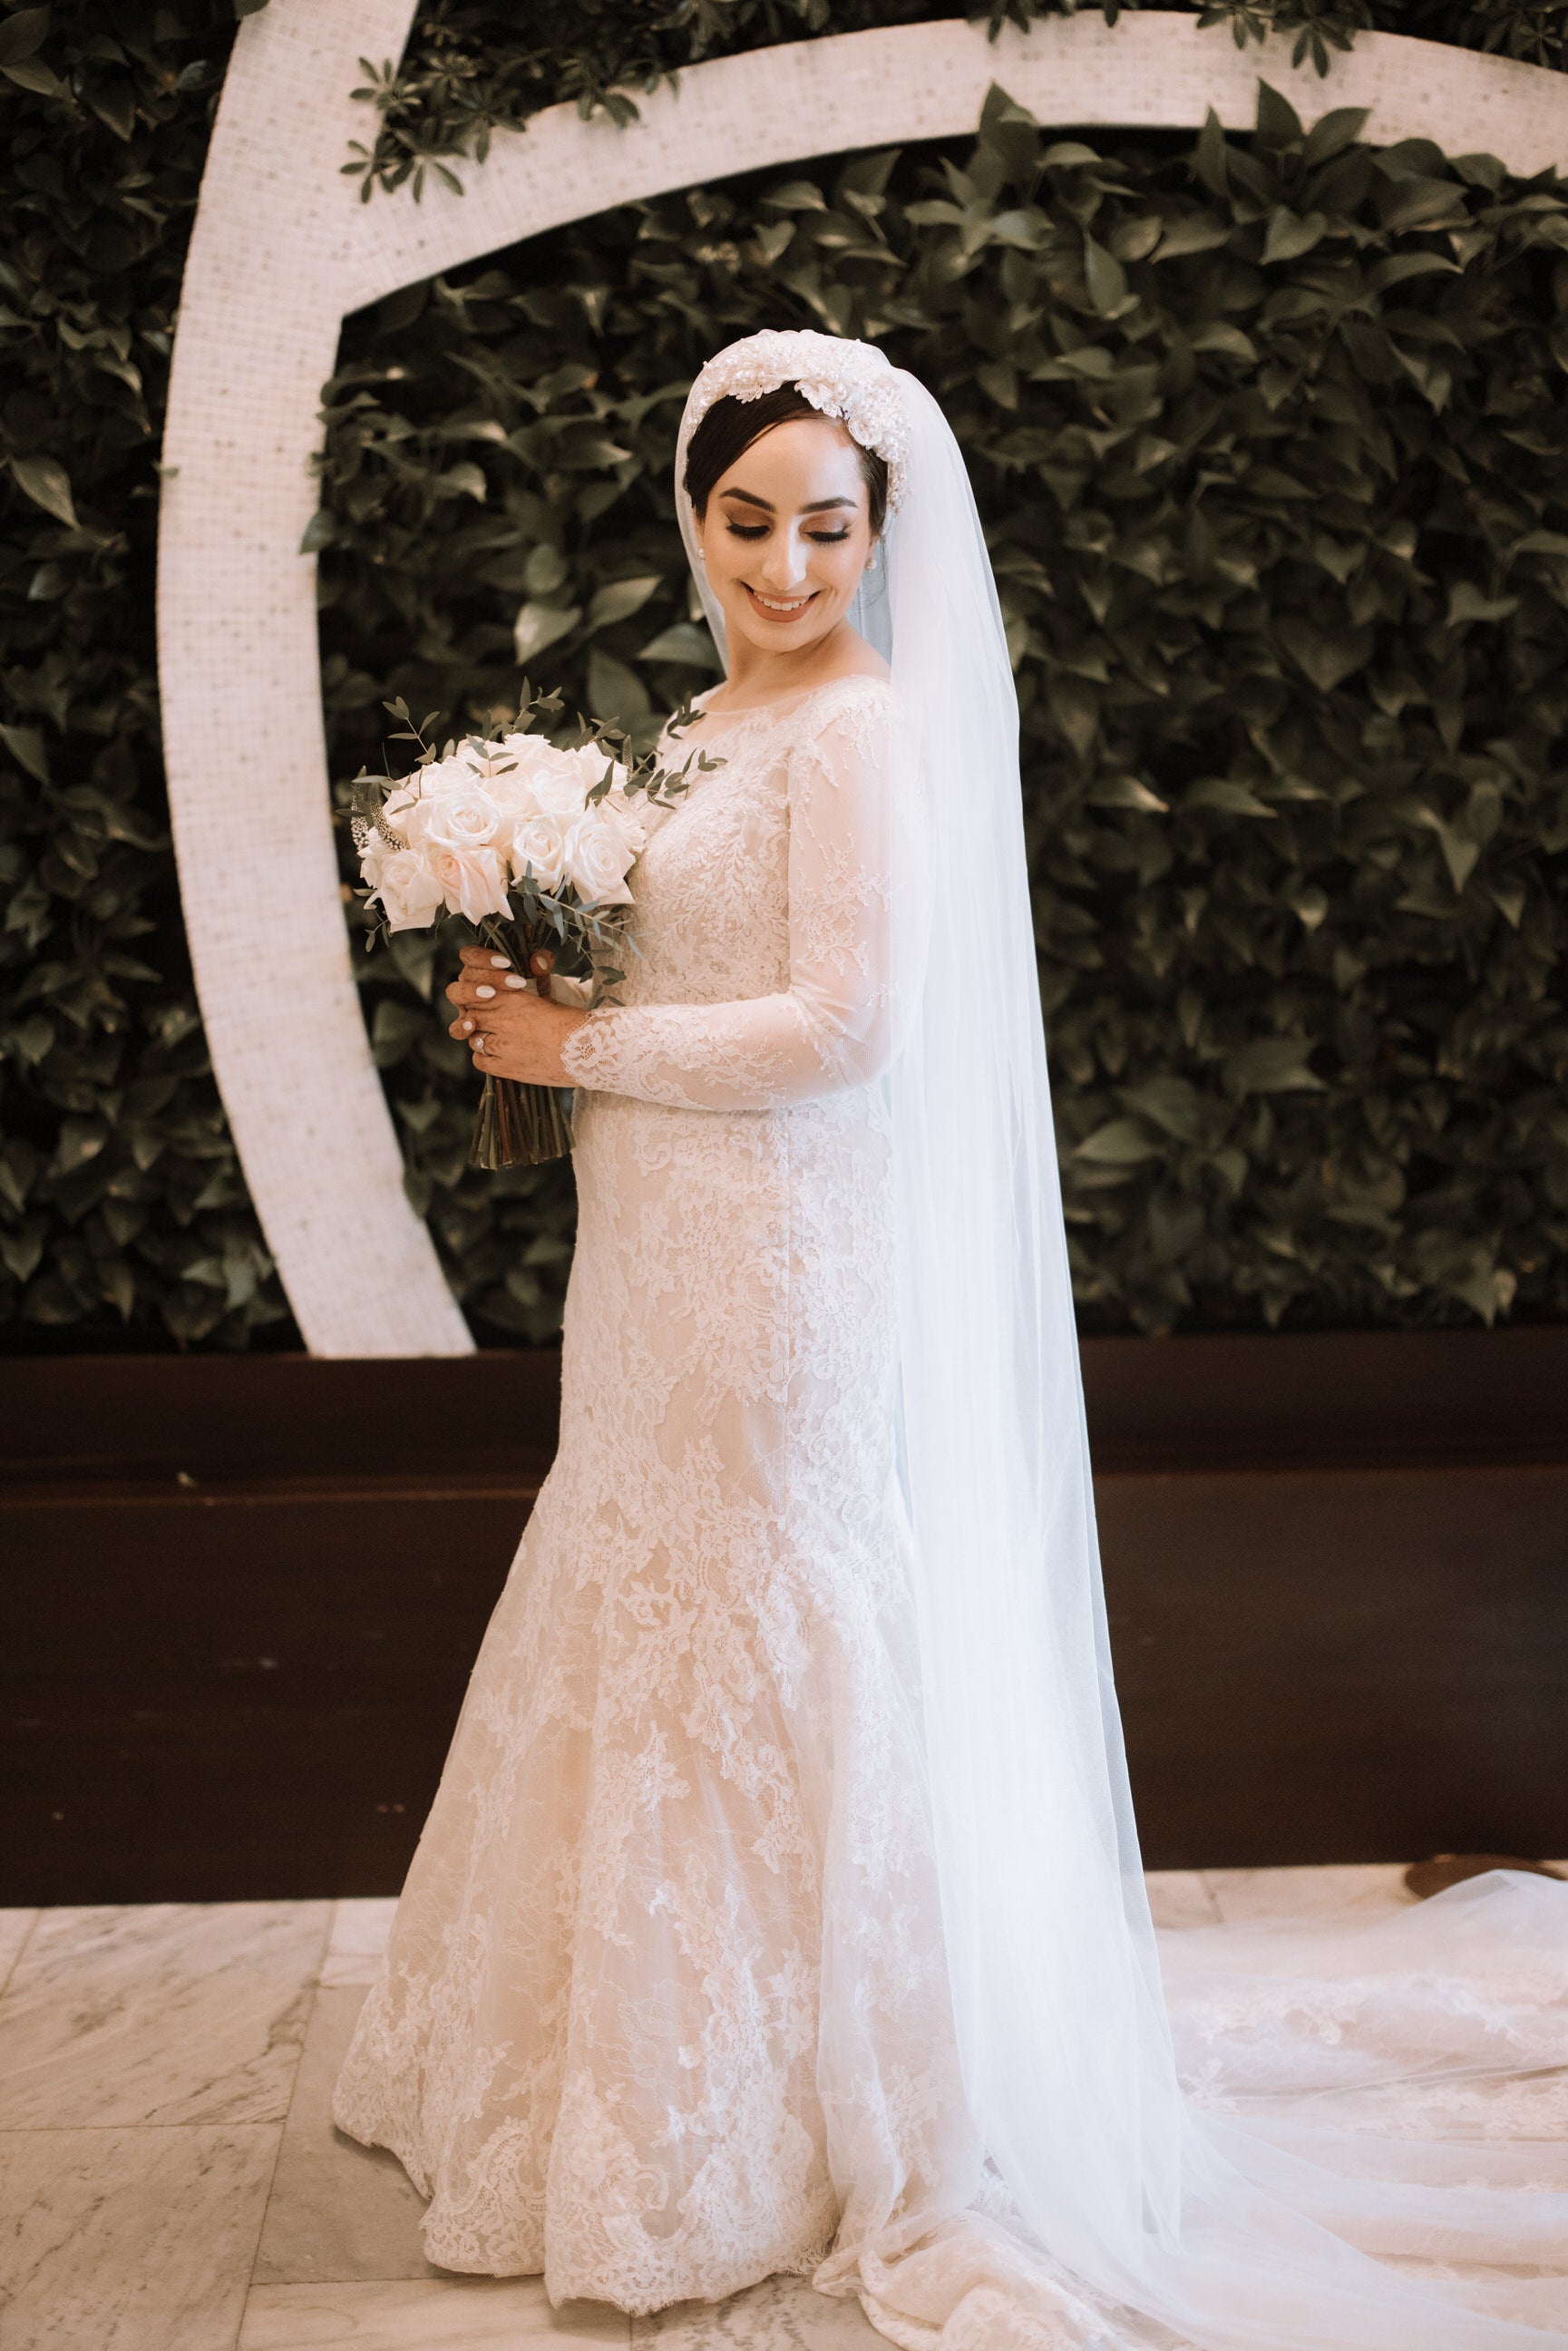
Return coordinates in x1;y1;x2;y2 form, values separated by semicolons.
684;381;889;535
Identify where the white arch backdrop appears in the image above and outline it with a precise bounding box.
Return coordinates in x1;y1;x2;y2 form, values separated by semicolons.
156;0;1568;1355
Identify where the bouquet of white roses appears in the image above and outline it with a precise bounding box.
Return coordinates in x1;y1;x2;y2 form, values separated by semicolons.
351;687;716;1167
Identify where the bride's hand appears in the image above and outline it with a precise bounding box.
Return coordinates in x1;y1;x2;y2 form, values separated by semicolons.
446;945;587;1086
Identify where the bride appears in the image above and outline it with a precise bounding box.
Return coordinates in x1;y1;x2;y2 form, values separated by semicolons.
334;329;1568;2349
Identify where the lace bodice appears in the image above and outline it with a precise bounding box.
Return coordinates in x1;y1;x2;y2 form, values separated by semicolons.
560;675;895;1111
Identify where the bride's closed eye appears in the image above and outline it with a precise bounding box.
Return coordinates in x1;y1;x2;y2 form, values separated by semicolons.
723;522;852;544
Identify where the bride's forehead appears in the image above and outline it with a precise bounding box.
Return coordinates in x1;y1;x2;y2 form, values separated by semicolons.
716;415;865;500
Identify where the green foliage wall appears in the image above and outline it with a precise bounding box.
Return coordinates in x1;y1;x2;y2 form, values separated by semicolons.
4;0;1568;1346
318;89;1568;1337
0;0;290;1350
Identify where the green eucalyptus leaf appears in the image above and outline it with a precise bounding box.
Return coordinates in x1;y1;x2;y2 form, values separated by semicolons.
588;574;662;630
1224;1038;1326;1094
9;454;76;528
1261;206;1328;265
587;648;651;727
639;621;721;670
1075;1117;1162;1165
1185;777;1276;818
1082;234;1128;315
1300;106;1370;169
0;724;51;785
514;601;581;664
0;9;50;67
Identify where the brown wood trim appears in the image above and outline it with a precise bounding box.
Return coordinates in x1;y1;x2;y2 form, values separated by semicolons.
4;1324;1564;1491
4;1330;1564;1900
1077;1324;1568;1472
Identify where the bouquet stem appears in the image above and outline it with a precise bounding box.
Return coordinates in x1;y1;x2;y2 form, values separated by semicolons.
466;920;574;1168
468;1073;573;1169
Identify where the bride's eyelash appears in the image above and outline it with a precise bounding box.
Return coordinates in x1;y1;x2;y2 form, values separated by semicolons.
723;522;852;544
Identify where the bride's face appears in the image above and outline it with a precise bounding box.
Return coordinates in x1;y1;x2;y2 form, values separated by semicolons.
694;417;876;658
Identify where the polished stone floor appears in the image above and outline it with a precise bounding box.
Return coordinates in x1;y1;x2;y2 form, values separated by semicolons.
0;1866;1426;2350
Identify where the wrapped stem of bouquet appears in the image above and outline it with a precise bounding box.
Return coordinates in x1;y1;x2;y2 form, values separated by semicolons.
350;686;720;1169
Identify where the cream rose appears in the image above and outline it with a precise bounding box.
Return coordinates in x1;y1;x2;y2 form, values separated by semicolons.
380;781;431;843
423;781;503;854
499;737;625;821
429;843;512;924
562;809;636;907
362;835;446;932
597;786;648;863
507;809;569;893
529;768;594;822
483;766;542;821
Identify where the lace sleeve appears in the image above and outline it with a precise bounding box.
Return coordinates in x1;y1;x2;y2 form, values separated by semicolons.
560;687;895;1110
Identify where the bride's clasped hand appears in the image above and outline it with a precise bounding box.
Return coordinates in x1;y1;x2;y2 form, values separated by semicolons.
446;944;584;1087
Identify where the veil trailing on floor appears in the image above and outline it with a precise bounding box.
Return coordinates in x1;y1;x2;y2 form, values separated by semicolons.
675;329;1568;2351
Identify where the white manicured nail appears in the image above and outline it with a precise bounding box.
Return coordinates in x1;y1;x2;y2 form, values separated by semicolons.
460;1019;473;1032
475;983;495;998
504;974;526;990
489;954;511;968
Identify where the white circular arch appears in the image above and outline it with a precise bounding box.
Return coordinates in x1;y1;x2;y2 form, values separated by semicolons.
156;1;1568;1354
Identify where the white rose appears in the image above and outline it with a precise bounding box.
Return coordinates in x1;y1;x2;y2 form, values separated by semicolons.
483;767;542;824
562;809;635;907
528;767;593;822
564;741;627;794
455;737;505;776
598;787;648;862
423;781;502;854
381;756;472;843
380;782;430;843
362;837;445;932
499;736;625;821
429;843;513;924
507;809;569;893
481;767;547;885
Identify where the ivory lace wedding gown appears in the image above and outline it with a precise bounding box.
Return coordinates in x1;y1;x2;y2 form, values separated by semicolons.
334;674;978;2304
335;669;1568;2344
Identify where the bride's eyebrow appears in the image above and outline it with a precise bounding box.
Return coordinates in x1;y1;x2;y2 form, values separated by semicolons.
716;488;855;515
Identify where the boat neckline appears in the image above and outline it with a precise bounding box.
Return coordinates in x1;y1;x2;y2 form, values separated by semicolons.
686;673;890;727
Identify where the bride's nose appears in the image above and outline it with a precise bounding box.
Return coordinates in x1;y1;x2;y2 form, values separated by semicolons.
755;530;811;593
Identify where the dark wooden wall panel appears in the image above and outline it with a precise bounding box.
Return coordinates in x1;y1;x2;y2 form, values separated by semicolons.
1099;1465;1566;1868
4;1331;1565;1902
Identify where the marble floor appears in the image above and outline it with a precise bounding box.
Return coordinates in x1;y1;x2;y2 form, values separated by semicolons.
0;1865;1426;2350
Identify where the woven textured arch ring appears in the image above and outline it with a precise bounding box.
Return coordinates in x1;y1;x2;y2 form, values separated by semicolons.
156;0;1568;1354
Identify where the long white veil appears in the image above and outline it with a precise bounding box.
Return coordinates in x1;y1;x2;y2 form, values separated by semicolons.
675;333;1568;2351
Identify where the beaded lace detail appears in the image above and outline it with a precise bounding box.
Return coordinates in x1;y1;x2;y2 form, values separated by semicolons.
682;330;910;513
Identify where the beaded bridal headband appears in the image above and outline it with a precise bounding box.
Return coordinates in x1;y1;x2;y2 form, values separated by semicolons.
682;328;911;515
